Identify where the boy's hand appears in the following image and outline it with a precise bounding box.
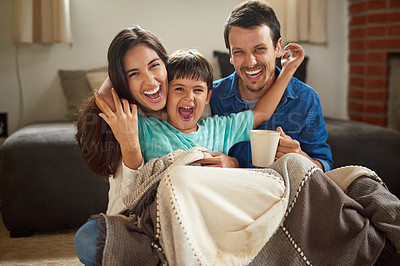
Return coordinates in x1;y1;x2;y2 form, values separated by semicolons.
280;43;305;73
194;151;239;168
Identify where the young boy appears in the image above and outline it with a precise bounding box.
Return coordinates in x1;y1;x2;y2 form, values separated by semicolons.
101;45;304;168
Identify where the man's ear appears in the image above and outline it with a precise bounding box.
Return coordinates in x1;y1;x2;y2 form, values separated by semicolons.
228;48;233;65
206;90;212;104
275;38;283;58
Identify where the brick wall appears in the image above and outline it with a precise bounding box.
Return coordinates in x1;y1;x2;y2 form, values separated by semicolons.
348;0;400;126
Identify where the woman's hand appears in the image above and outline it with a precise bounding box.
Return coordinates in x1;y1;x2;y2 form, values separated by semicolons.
97;77;117;112
280;43;305;73
95;88;143;169
195;151;239;168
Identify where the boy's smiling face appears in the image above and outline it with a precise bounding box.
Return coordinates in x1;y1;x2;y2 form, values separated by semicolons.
166;78;212;134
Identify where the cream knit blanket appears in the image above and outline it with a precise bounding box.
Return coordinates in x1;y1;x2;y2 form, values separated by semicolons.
156;164;287;266
123;147;288;265
94;151;399;265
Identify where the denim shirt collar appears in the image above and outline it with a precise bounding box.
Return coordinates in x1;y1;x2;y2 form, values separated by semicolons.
221;66;298;109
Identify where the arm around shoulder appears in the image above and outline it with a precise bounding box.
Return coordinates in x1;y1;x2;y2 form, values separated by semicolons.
252;43;305;128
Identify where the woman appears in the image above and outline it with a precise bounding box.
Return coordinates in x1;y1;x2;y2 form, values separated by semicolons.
76;25;168;179
74;25;169;265
74;25;236;265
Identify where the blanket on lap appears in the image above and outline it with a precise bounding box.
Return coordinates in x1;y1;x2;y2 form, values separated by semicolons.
92;150;399;265
157;165;287;265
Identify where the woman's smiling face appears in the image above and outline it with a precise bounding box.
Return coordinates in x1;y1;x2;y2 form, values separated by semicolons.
123;44;168;111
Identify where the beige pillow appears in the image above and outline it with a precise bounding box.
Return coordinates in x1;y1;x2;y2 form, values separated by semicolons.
59;67;107;121
86;71;108;92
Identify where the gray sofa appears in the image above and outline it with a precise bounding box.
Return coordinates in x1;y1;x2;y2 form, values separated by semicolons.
325;117;400;195
1;118;400;237
0;123;109;237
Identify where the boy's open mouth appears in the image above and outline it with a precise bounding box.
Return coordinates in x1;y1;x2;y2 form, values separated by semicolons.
178;106;194;121
143;85;162;103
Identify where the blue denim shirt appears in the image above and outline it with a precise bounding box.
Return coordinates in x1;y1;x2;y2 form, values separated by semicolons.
210;68;333;172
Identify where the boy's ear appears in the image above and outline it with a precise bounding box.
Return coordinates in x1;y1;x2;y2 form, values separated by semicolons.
206;90;212;104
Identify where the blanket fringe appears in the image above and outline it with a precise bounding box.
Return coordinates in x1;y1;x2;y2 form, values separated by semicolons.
89;214;107;266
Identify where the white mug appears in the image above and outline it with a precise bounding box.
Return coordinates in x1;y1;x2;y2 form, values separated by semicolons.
250;130;282;168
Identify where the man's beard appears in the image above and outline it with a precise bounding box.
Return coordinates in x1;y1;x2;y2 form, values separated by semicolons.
245;82;268;93
239;68;274;93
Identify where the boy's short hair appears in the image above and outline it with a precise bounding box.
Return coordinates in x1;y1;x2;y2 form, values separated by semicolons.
167;49;213;92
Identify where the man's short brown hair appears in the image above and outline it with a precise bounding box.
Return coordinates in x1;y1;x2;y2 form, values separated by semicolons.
224;0;281;50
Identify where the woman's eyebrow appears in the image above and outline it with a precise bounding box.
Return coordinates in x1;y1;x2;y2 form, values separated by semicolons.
125;58;160;74
148;58;160;65
125;68;138;74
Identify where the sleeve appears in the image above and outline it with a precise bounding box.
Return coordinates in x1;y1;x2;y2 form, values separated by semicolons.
299;95;333;172
210;78;239;116
231;110;254;142
209;90;225;116
106;160;144;215
218;110;254;155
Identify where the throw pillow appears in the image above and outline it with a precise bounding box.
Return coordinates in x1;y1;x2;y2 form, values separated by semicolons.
59;67;107;121
213;51;235;78
86;71;108;92
276;56;309;83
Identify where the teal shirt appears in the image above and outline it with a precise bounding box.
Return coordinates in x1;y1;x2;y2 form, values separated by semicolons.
138;110;253;163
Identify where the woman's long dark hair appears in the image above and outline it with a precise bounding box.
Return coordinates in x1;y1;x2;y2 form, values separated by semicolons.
75;26;168;179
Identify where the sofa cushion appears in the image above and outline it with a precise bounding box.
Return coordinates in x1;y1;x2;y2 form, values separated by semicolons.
0;123;109;236
325;117;400;198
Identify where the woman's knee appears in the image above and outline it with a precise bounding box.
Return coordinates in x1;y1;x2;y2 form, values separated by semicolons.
74;219;99;266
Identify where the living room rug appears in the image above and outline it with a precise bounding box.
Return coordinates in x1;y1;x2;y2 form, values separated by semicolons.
0;211;82;265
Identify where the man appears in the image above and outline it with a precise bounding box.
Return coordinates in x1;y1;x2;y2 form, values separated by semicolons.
209;0;333;171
